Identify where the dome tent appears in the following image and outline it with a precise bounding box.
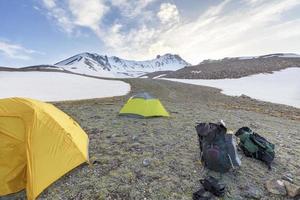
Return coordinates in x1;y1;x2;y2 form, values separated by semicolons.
0;98;89;200
119;92;170;118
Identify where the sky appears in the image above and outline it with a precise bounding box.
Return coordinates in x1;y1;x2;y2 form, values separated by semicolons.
0;0;300;67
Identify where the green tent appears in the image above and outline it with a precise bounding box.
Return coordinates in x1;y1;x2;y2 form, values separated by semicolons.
119;92;170;118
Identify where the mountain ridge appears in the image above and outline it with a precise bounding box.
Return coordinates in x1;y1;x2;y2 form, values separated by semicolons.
200;53;300;64
54;52;190;78
160;53;300;79
2;53;300;80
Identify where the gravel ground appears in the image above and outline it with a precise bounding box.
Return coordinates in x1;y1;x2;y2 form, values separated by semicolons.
2;78;300;200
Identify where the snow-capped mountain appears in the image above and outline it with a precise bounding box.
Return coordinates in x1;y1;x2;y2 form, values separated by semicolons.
55;53;190;78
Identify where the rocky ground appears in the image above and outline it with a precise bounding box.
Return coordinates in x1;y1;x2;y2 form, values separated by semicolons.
2;78;300;200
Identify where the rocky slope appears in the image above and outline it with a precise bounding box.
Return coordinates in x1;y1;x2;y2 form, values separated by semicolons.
163;53;300;79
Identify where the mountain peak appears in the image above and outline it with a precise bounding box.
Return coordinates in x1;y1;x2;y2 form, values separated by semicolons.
160;53;178;58
55;52;190;78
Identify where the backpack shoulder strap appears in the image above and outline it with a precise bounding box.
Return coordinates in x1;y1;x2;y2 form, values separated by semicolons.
249;133;267;149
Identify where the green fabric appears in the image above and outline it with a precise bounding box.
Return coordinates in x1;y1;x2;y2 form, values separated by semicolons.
119;98;170;118
238;130;274;154
244;138;259;153
239;133;258;153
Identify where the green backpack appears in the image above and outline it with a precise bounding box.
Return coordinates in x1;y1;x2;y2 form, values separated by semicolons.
235;127;275;169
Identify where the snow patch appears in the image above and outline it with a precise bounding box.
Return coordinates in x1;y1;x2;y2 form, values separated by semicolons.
163;68;300;108
237;56;258;60
0;72;130;101
191;70;202;74
41;66;64;70
153;74;166;79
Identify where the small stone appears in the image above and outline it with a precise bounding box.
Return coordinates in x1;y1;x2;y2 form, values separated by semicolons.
250;123;259;129
132;135;138;141
92;160;100;165
89;156;99;165
282;172;293;183
244;187;263;199
265;179;287;195
283;180;300;198
142;159;151;167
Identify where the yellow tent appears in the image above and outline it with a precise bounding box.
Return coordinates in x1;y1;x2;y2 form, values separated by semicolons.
119;92;170;118
0;98;89;200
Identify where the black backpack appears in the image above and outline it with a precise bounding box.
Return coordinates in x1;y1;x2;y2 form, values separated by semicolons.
235;127;275;169
193;176;226;200
195;122;241;173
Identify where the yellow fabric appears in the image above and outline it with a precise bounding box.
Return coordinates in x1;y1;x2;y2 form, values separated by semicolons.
119;98;170;117
0;98;89;200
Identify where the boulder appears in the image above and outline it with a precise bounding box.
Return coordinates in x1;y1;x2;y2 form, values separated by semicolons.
244;186;263;199
265;179;287;195
283;180;300;198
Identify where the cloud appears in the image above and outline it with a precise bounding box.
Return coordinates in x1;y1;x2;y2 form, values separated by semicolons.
110;0;156;18
41;0;74;33
68;0;108;32
98;2;180;58
0;41;38;60
42;0;56;9
103;23;159;56
41;0;108;34
103;0;300;63
39;0;160;54
39;0;300;63
157;3;180;24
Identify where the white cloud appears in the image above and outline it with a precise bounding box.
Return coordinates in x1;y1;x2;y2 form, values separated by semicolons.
42;0;74;33
103;0;300;63
42;0;56;9
41;0;108;34
68;0;108;32
200;0;230;19
41;0;155;35
110;0;156;18
157;3;180;24
0;41;38;60
103;24;159;57
39;0;300;64
33;6;41;11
